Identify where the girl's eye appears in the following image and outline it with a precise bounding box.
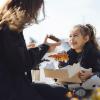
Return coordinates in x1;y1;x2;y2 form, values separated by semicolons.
74;34;78;37
69;34;79;38
69;35;72;37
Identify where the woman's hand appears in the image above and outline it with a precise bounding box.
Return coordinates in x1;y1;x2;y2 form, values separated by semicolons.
79;70;94;82
43;35;61;52
43;35;49;44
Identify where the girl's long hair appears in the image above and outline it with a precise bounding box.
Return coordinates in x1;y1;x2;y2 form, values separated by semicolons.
0;0;45;31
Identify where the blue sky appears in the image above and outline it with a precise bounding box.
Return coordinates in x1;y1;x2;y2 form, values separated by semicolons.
0;0;100;44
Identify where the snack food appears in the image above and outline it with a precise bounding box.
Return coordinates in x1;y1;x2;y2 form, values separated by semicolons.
49;53;69;62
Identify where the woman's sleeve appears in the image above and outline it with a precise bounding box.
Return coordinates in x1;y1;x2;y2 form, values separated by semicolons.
28;44;49;69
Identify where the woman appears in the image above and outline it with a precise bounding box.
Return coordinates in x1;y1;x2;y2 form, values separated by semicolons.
0;0;67;100
59;24;100;81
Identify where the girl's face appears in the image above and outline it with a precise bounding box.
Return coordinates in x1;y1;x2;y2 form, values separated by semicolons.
68;27;89;52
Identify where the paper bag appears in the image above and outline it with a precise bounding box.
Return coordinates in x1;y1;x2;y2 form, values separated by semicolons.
44;69;81;83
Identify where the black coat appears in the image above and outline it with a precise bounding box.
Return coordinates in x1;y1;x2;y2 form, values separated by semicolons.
0;25;49;100
59;42;100;73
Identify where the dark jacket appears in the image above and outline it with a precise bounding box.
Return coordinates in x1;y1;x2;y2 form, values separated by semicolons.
59;42;100;74
0;25;49;100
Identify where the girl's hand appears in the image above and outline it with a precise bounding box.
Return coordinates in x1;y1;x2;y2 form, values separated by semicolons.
79;70;93;82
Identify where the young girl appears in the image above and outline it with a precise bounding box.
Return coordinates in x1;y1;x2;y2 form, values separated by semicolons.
59;24;100;82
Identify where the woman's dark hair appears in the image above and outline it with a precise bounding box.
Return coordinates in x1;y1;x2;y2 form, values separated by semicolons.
74;24;99;50
7;0;45;23
0;0;45;30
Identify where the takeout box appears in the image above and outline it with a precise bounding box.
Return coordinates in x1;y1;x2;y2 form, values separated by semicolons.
44;69;82;83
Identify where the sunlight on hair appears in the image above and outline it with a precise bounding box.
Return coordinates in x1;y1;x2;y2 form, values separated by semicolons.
0;0;8;9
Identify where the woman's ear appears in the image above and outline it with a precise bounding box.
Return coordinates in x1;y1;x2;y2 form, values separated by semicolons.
84;35;89;43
